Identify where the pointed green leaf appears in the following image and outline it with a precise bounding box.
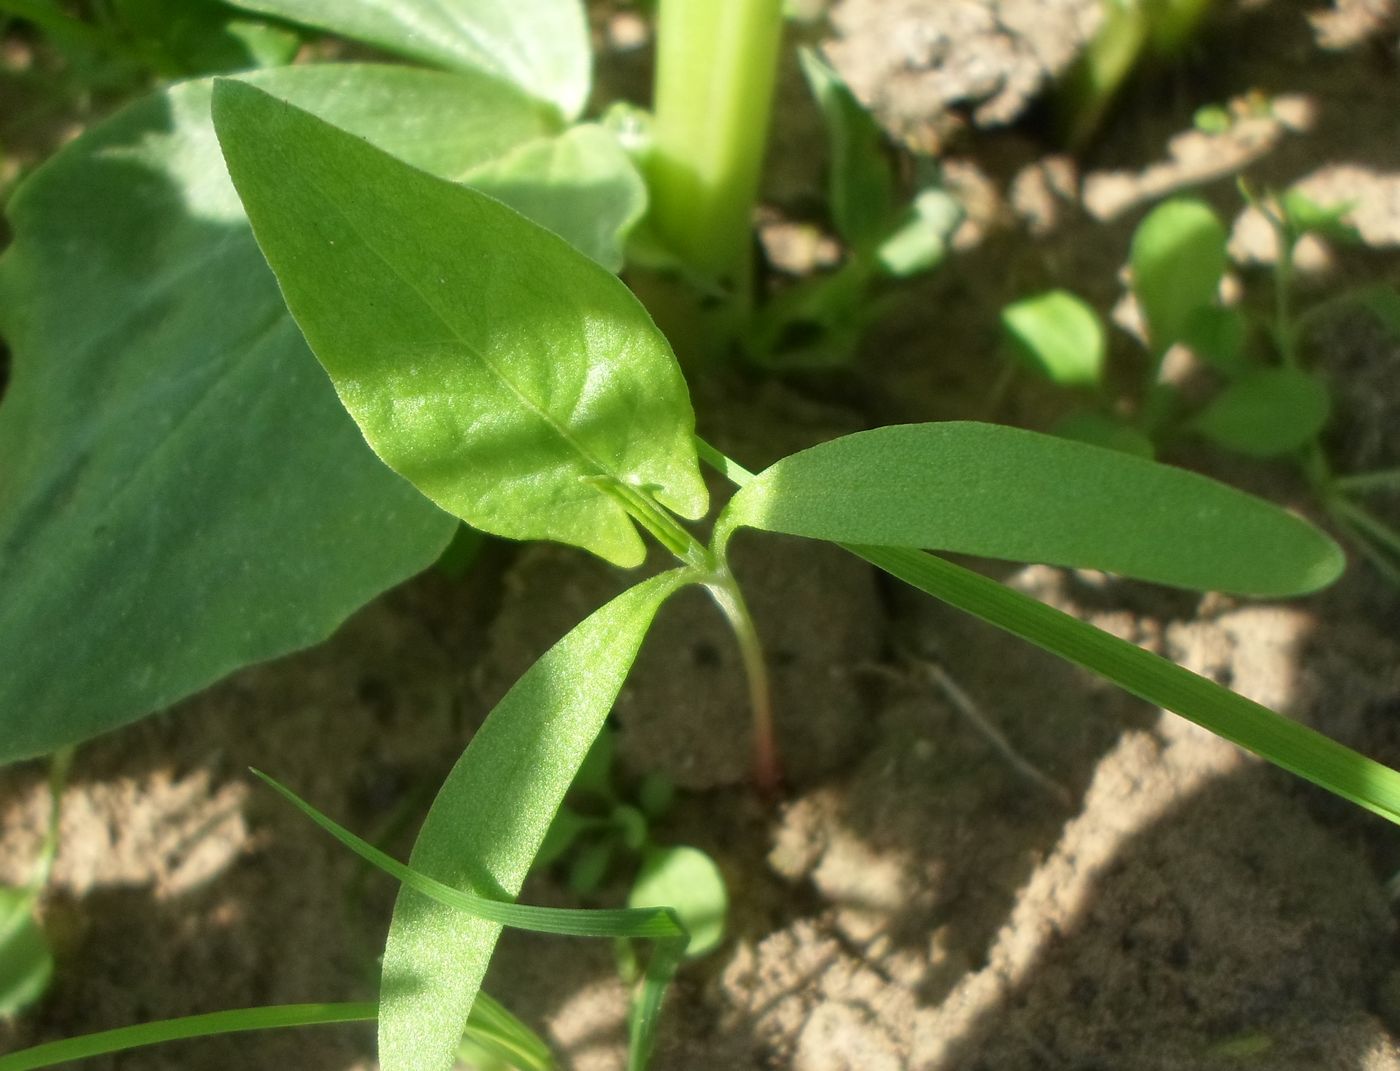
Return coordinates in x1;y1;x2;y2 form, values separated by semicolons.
855;546;1400;827
0;65;558;764
464;124;647;273
1131;197;1227;354
1000;290;1106;387
379;571;687;1071
213;80;707;569
1191;367;1331;458
224;0;591;120
798;47;894;253
717;422;1343;596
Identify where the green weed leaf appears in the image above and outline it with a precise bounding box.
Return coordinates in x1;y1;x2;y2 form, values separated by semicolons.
717;422;1342;595
1191;367;1331;458
0;65;555;764
855;546;1400;827
378;571;688;1071
876;188;961;278
628;846;727;958
213;80;707;568
798;47;894;253
223;0;591;120
0;889;52;1017
1131;198;1227;354
1000;290;1106;387
1181;305;1249;376
1280;190;1361;245
464;124;647;273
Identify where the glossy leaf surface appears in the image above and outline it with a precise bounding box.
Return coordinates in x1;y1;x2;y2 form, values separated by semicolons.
214;81;707;568
718;422;1343;596
378;572;686;1071
0;65;556;763
224;0;591;119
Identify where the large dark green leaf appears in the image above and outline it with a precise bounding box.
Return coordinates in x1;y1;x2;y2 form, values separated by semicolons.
0;65;560;764
224;0;591;120
380;571;687;1071
213;80;707;568
716;422;1343;596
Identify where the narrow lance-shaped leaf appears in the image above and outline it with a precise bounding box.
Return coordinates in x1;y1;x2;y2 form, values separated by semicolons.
378;571;689;1071
701;440;1400;828
213;80;708;569
716;422;1343;596
223;0;591;120
0;994;543;1071
854;545;1400;827
798;46;894;253
0;64;557;764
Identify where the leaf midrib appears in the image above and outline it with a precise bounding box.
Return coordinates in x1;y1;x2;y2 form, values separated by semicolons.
301;161;622;495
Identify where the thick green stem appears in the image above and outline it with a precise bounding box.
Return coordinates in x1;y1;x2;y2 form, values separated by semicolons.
648;0;784;286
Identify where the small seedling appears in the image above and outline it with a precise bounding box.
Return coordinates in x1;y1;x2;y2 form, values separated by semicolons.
743;47;961;368
1057;0;1218;148
1000;191;1400;581
537;728;727;960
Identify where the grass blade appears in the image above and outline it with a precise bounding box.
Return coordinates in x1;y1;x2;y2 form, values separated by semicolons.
0;1003;377;1071
696;436;1400;826
854;545;1400;825
715;422;1342;596
254;771;688;1071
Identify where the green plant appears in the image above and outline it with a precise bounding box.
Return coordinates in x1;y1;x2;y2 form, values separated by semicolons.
4;4;1400;1069
1000;191;1400;581
1057;0;1218;148
742;47;961;368
7;72;1400;1071
537;727;727;962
